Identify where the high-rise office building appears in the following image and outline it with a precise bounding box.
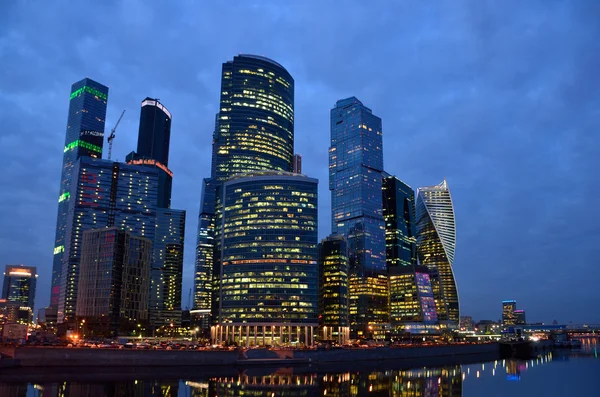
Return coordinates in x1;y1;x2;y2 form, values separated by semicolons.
57;158;159;323
382;175;438;332
293;154;302;173
514;309;526;325
416;180;459;326
149;208;186;327
329;97;388;339
51;78;109;310
382;175;417;269
318;235;350;344
126;98;173;208
192;178;216;329
502;300;517;326
212;172;318;346
194;54;295;330
76;228;152;336
2;265;37;310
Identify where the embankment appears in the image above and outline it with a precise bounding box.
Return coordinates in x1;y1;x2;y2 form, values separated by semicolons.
2;343;499;368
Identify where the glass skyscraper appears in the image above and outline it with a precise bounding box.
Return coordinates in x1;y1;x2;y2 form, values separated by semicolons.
416;180;459;325
212;172;318;346
383;175;438;331
194;55;295;328
76;227;152;336
127;98;173;208
2;265;37;310
329;97;387;339
51;78;108;310
58;158;159;323
318;235;350;344
149;208;186;327
382;175;417;269
502;300;517;326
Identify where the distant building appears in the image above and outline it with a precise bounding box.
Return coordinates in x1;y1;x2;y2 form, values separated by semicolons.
2;265;37;310
476;320;500;334
330;97;388;339
416;180;459;326
51;78;109;311
293;154;302;173
318;235;350;344
76;228;152;336
460;316;474;331
0;299;20;325
514;309;526;325
212;172;318;346
502;300;517;326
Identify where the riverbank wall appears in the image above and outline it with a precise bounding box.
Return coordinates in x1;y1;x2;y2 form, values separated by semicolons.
1;343;499;368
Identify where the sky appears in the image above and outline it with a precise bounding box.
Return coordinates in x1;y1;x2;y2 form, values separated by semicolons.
1;0;599;324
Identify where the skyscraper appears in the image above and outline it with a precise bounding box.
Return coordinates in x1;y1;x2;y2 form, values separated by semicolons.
149;208;186;327
58;158;159;323
382;175;417;269
127;98;173;208
318;235;350;344
2;265;37;310
416;180;459;325
382;175;438;331
329;97;388;338
212;172;318;346
514;309;526;325
502;300;517;326
76;228;152;336
51;78;109;310
194;54;295;329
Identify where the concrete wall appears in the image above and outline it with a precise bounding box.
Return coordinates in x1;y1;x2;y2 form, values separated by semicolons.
13;348;239;367
10;343;499;367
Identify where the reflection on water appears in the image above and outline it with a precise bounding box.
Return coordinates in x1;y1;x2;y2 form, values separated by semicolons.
1;338;597;397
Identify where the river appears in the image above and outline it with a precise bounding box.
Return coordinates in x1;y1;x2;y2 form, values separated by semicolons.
1;338;597;396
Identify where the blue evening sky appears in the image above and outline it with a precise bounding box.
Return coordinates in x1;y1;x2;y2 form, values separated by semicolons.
1;1;598;324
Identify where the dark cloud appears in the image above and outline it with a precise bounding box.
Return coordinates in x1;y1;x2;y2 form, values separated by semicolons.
1;0;598;323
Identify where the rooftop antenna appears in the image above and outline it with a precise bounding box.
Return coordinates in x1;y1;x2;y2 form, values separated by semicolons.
107;109;126;160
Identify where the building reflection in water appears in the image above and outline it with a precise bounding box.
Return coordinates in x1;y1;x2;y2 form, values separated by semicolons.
0;351;574;397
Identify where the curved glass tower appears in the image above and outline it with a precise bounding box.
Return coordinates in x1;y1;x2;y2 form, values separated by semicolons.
212;54;294;181
415;179;459;325
194;55;295;328
213;171;318;346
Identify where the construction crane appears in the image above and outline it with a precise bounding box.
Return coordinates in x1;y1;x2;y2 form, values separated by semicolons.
107;109;126;160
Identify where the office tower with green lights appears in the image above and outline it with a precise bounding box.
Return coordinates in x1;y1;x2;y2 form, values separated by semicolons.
50;78;108;311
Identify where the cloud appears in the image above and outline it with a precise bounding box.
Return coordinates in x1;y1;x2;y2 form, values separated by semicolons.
1;0;598;323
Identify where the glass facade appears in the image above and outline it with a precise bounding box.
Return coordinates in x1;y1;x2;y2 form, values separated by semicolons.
51;78;108;310
318;235;350;343
57;158;159;323
382;175;417;269
502;300;517;326
416;180;459;325
149;208;186;327
127;98;173;208
329;97;387;338
212;54;294;181
194;55;295;332
214;172;318;346
76;228;152;336
2;265;37;310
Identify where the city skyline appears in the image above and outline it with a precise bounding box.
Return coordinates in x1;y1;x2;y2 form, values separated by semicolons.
1;1;599;324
